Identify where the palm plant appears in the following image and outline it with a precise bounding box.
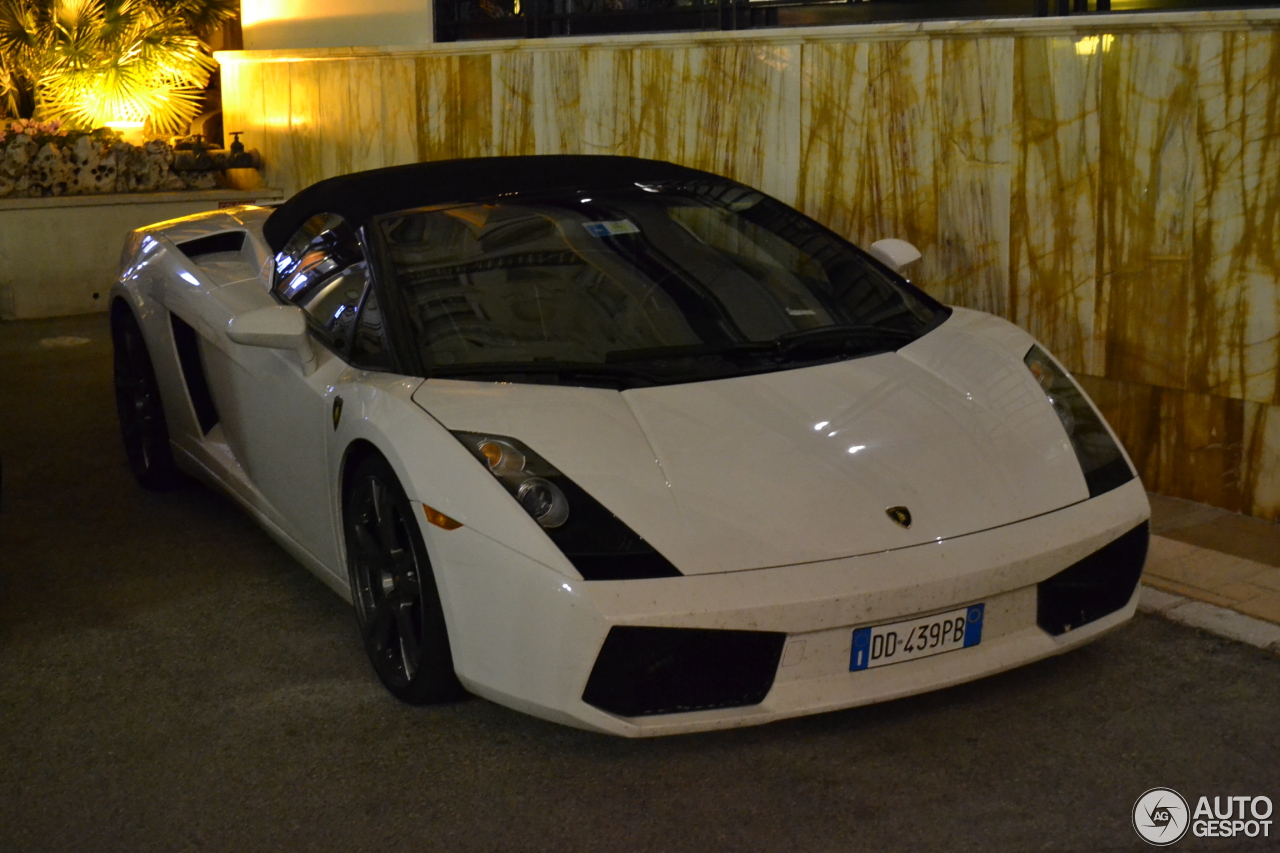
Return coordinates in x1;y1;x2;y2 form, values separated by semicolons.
0;0;236;134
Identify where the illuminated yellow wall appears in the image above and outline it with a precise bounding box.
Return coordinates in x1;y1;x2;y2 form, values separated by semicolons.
219;8;1280;521
240;0;434;49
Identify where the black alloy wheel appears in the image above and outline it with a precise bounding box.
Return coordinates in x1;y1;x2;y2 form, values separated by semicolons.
111;305;178;489
344;453;463;705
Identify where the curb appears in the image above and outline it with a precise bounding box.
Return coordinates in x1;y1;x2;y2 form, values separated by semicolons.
1138;584;1280;654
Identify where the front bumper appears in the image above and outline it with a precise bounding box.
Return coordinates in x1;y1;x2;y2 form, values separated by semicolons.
423;477;1150;737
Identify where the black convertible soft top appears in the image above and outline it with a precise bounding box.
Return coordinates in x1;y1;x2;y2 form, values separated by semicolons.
261;155;713;253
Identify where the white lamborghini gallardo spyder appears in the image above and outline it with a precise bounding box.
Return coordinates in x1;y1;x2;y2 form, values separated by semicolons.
110;156;1150;736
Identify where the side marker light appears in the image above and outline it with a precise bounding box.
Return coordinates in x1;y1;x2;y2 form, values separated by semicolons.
423;504;463;530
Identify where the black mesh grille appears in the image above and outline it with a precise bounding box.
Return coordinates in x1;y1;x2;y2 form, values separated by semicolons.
582;626;786;717
1037;522;1149;636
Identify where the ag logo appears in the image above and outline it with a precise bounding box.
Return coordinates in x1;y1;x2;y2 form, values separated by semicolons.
1133;787;1190;846
885;506;912;528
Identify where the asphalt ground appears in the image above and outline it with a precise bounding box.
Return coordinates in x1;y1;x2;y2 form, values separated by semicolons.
2;313;1278;853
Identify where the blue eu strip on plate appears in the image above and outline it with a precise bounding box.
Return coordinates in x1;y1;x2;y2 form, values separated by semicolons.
850;603;984;672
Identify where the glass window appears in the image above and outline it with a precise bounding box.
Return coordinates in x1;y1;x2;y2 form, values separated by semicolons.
275;212;370;349
349;287;393;372
373;181;946;387
298;262;368;347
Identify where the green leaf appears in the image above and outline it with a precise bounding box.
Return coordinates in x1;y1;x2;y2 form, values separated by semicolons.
4;0;221;131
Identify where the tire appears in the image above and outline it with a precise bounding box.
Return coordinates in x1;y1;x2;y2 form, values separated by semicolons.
344;453;463;704
111;305;178;490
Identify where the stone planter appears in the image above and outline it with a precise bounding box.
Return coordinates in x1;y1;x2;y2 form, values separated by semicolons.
0;134;254;198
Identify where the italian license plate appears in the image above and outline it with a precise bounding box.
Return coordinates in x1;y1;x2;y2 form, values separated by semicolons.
849;604;984;671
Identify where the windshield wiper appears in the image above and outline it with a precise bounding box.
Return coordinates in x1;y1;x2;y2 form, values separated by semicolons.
772;324;917;360
426;361;659;389
607;325;918;367
605;341;773;364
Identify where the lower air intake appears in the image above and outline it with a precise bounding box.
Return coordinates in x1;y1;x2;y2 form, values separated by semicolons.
1037;522;1150;636
583;626;786;718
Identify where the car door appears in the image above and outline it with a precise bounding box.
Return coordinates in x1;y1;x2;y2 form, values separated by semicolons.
210;212;372;572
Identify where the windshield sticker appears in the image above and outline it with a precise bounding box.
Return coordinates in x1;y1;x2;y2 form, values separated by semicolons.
583;220;641;238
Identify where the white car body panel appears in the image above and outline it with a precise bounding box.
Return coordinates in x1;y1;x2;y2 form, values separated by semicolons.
414;308;1087;574
109;194;1151;737
428;476;1147;735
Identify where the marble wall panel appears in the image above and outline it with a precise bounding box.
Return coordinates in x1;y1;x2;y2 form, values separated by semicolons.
286;62;325;191
243;61;269;154
738;43;802;206
347;59;385;174
1099;32;1198;393
630;46;688;164
531;48;636;157
315;60;354;180
218;61;251;156
798;38;1011;313
1237;32;1280;408
1078;374;1279;522
1189;29;1280;406
932;37;1014;317
492;50;536;157
632;43;800;205
1252;403;1280;520
259;61;296;200
378;58;420;169
798;39;938;279
1099;29;1280;406
531;50;579;155
583;49;639;157
533;48;638;157
416;54;493;162
1010;37;1100;376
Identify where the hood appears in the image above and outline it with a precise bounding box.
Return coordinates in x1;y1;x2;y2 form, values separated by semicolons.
411;313;1087;575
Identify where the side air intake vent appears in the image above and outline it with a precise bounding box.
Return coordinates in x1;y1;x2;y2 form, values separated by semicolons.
583;626;785;717
176;231;246;259
170;314;220;435
1037;522;1149;636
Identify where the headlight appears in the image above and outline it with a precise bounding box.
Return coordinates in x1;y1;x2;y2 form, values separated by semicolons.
1024;345;1135;497
470;438;566;527
516;478;570;528
452;431;681;580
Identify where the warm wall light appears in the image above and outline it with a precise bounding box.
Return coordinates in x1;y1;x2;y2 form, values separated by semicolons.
242;0;433;26
240;0;293;26
105;120;146;144
1074;34;1115;55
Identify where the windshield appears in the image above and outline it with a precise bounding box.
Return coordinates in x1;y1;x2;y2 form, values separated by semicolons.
374;180;947;387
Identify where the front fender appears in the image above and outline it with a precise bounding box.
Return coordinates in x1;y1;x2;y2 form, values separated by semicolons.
330;371;581;584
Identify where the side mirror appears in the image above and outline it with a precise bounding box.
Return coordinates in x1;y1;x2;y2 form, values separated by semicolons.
227;304;316;375
868;239;922;276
